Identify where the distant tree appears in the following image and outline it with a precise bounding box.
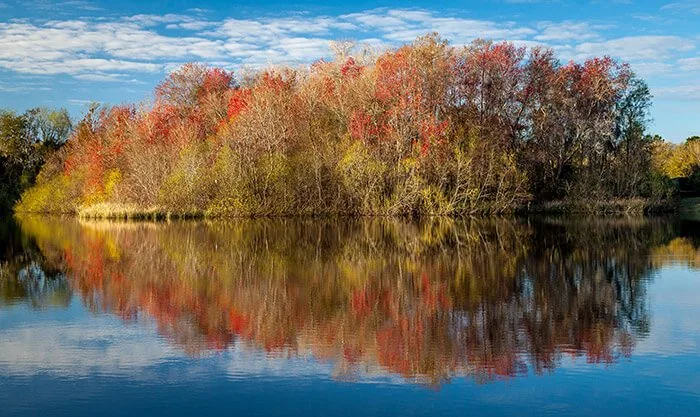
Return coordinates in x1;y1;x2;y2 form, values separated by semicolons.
0;108;71;211
25;107;72;149
665;139;700;178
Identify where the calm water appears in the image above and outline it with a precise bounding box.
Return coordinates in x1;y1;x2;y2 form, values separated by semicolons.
1;215;699;416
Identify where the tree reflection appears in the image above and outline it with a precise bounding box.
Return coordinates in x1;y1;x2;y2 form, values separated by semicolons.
0;216;70;308
5;215;700;385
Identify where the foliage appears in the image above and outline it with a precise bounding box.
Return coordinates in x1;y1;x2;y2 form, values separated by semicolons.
649;135;700;196
0;108;71;211
15;36;675;216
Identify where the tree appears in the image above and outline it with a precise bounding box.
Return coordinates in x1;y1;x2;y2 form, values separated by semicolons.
0;108;72;211
610;75;653;197
25;107;72;149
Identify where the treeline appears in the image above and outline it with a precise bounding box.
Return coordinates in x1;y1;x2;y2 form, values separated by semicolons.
652;135;700;195
0;108;71;212
15;34;678;216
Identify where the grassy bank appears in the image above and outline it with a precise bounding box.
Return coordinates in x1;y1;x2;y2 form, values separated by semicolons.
76;203;190;220
16;198;678;221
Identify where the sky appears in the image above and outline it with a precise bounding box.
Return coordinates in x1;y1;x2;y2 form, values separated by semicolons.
0;0;698;142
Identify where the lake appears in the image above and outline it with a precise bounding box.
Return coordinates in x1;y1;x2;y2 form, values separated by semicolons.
1;215;699;416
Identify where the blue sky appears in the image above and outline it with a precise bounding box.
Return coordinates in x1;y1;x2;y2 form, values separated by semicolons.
0;0;698;141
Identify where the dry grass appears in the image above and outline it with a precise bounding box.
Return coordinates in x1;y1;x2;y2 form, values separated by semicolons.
77;203;204;220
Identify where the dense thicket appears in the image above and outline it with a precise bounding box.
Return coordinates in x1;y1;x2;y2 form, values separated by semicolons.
0;108;71;211
652;135;700;194
17;35;673;216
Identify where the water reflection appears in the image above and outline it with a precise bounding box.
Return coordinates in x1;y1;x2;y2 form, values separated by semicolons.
2;215;699;385
0;218;70;309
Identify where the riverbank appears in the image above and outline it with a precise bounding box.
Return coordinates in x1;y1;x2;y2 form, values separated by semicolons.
523;198;677;216
76;203;203;221
15;198;679;220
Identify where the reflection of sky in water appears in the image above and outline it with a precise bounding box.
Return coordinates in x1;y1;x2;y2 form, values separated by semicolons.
0;303;349;381
1;217;699;417
2;264;700;417
2;266;699;379
638;267;700;356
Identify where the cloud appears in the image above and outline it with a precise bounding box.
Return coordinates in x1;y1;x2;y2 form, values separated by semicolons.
0;7;697;85
0;81;51;93
198;9;541;66
206;14;360;66
661;2;700;14
0;18;225;78
679;56;700;70
341;9;536;44
73;73;145;83
534;21;604;42
654;84;700;100
67;98;96;105
166;20;214;31
561;36;695;62
124;13;203;26
630;62;676;77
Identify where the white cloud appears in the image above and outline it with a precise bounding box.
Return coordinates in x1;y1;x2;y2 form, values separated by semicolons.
342;9;536;44
0;19;226;77
661;2;700;14
166;20;214;31
535;21;604;42
73;73;144;83
679;56;700;70
205;14;360;65
67;98;97;105
124;13;203;26
0;8;697;85
630;61;676;77
342;11;406;29
561;36;695;62
0;81;51;93
654;84;700;100
275;37;333;61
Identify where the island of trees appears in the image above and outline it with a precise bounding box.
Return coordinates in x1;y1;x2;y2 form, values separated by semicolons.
2;34;700;217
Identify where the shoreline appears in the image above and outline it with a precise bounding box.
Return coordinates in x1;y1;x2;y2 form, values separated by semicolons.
12;198;685;221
